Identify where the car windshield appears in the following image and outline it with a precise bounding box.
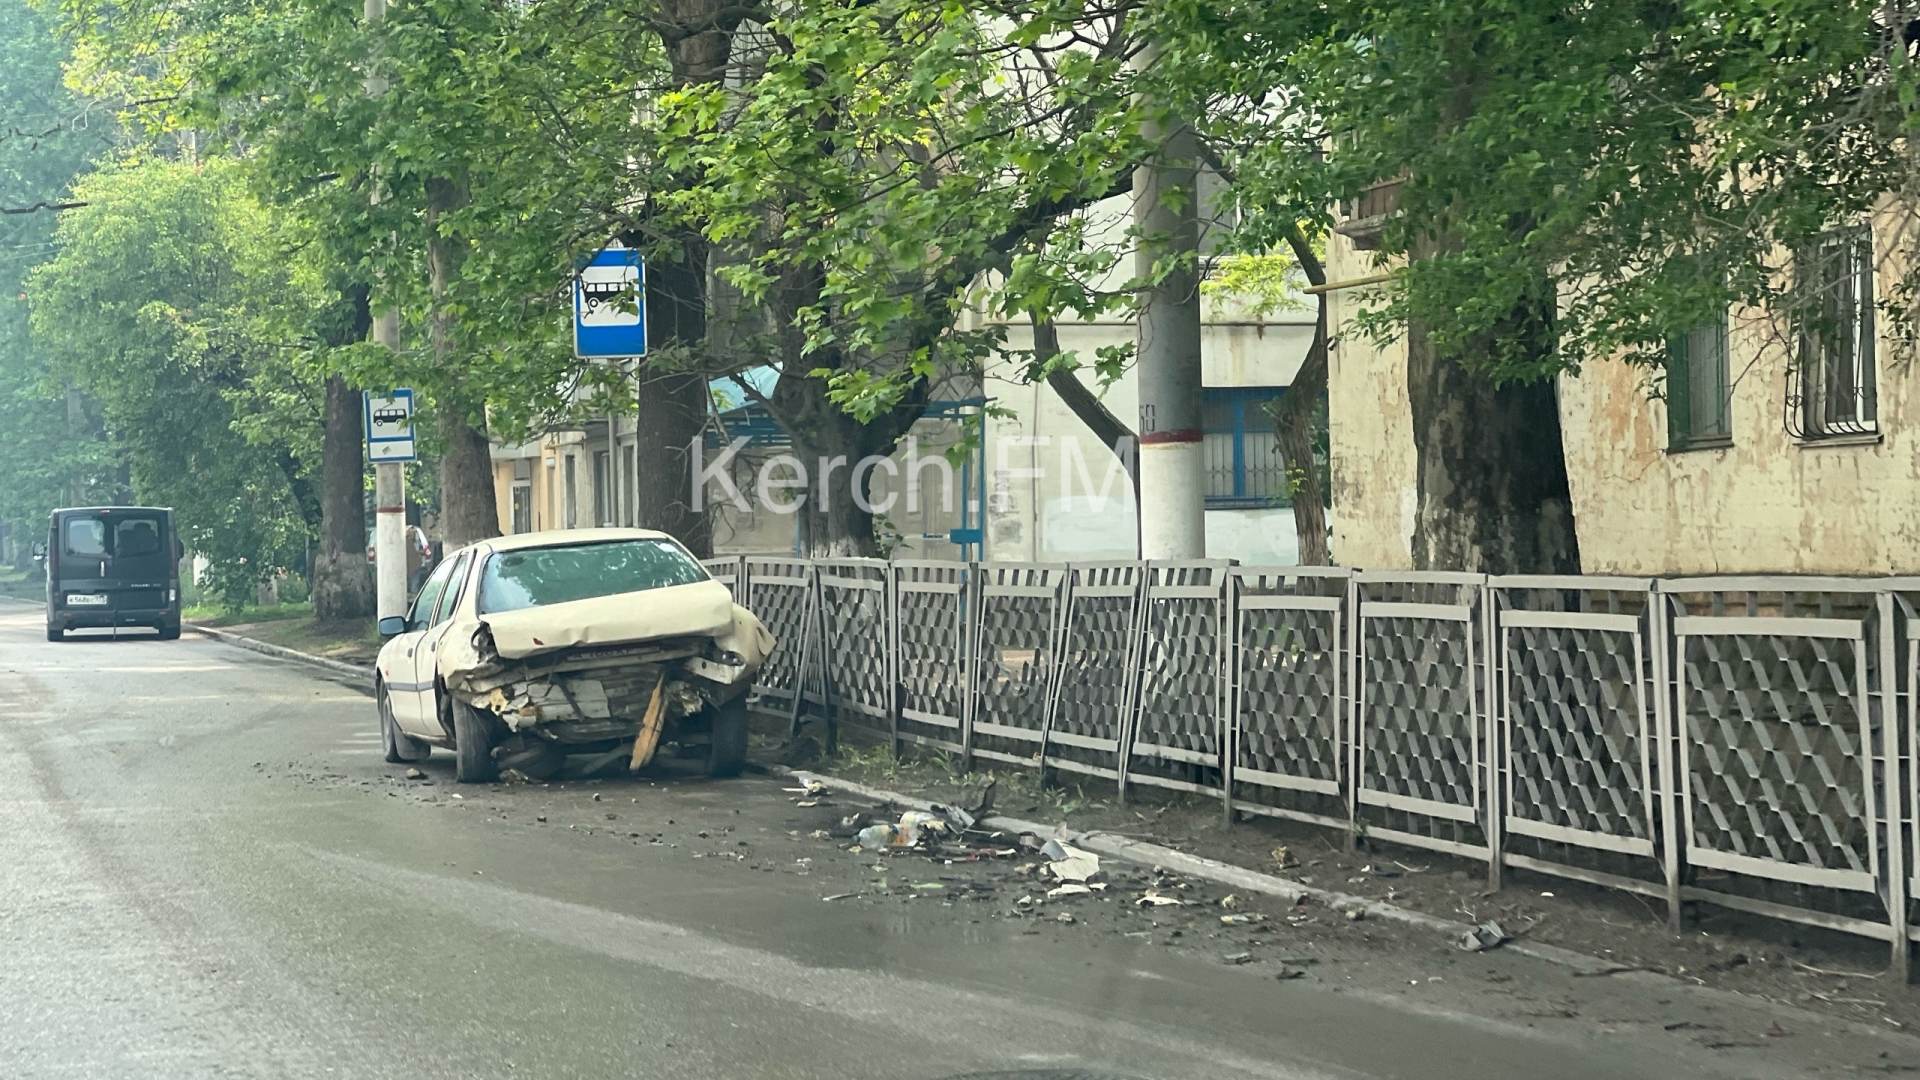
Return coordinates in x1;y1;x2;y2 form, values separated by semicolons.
477;538;707;614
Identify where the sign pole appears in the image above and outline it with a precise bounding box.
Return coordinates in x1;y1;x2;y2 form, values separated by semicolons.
365;0;409;621
371;318;408;621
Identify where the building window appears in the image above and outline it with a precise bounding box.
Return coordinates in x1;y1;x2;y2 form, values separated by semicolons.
621;444;636;526
1202;387;1284;508
510;483;532;534
593;451;612;526
563;455;579;529
1666;318;1731;451
1788;226;1877;440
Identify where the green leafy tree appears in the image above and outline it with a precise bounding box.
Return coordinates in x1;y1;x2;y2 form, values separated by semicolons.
1165;0;1919;571
27;157;334;608
0;0;116;561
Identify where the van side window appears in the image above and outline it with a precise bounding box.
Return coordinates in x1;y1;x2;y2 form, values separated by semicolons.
63;519;106;557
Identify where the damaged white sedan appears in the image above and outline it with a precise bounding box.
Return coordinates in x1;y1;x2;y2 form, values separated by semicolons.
374;529;773;783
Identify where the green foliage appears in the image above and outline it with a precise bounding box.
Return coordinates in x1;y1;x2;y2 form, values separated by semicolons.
0;0;116;548
655;0;1148;418
27;157;330;609
1169;0;1918;383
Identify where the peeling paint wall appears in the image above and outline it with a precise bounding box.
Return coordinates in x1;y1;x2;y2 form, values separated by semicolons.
1325;222;1920;576
1324;233;1417;570
1561;311;1920;575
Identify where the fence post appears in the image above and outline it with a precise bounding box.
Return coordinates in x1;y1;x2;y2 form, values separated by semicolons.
1482;579;1502;892
1880;591;1910;983
1651;585;1684;933
1222;568;1239;826
1345;571;1361;854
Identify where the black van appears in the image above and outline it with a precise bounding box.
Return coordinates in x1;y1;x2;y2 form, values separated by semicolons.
44;506;184;641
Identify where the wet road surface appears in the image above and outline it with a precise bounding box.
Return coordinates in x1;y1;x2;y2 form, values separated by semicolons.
1;601;1914;1079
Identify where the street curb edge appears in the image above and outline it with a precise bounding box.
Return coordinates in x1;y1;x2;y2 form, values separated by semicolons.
187;624;376;686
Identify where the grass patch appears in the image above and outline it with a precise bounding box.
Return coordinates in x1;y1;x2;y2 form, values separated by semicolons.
183;601;313;626
214;613;382;664
0;568;43;601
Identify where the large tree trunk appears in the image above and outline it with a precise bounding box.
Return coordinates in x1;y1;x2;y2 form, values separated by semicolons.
634;368;712;556
437;402;501;549
313;377;373;619
1273;220;1331;565
768;363;922;558
428;175;502;552
635;234;712;556
312;282;374;620
1272;302;1330;564
1405;316;1578;574
630;0;735;559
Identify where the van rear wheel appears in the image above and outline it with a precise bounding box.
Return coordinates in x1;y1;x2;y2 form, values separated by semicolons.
157;621;180;641
44;624;62;642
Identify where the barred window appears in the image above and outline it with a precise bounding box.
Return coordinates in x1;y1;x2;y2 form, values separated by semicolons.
1667;317;1731;451
1787;226;1877;440
1202;387;1285;507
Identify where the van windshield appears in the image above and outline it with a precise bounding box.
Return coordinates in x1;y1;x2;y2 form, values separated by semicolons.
477;539;707;614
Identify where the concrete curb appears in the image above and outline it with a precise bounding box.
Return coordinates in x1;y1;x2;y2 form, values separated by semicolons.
187;624;376;685
758;762;1624;976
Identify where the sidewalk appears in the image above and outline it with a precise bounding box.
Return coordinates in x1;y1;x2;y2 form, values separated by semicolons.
193;619;1920;1038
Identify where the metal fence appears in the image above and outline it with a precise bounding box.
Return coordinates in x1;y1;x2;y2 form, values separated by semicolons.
705;555;1920;977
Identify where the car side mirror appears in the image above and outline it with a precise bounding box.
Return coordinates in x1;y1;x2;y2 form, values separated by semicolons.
377;615;407;638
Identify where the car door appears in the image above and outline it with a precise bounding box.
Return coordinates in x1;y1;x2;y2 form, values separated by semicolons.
387;556;459;733
405;550;474;738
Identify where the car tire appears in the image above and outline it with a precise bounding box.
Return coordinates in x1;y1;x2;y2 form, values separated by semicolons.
379;683;430;764
705;696;750;778
451;699;497;783
157;621;181;641
44;623;62;642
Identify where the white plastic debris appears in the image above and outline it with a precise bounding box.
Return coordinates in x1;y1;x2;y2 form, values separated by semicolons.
1040;839;1103;884
1047;883;1094;900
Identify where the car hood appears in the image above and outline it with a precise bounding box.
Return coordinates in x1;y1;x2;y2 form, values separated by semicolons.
478;578;736;660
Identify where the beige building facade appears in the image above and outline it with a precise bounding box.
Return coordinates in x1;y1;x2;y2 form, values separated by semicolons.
1325;212;1913;575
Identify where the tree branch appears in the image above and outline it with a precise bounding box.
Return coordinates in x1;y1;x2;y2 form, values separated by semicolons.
0;200;84;216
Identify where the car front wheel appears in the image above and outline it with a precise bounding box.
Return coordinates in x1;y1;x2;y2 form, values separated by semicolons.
379;683;430;764
451;698;497;783
705;696;749;778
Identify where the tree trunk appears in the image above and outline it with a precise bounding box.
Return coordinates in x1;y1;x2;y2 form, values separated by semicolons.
312;376;373;619
1036;316;1137;492
1273;301;1330;564
312;280;375;620
1405;316;1579;574
437;401;501;550
629;0;736;559
427;175;502;552
634;368;712;556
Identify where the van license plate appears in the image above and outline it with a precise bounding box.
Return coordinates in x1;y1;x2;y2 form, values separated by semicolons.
66;594;107;606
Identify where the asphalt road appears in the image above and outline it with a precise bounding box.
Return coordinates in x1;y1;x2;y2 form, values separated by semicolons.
3;601;1915;1080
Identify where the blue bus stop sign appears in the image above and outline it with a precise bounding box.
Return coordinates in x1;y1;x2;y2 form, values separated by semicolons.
574;243;647;359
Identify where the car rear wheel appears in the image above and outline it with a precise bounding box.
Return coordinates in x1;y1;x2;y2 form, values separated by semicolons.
451;698;497;783
379;683;430;764
157;621;181;641
705;696;750;778
44;623;62;642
